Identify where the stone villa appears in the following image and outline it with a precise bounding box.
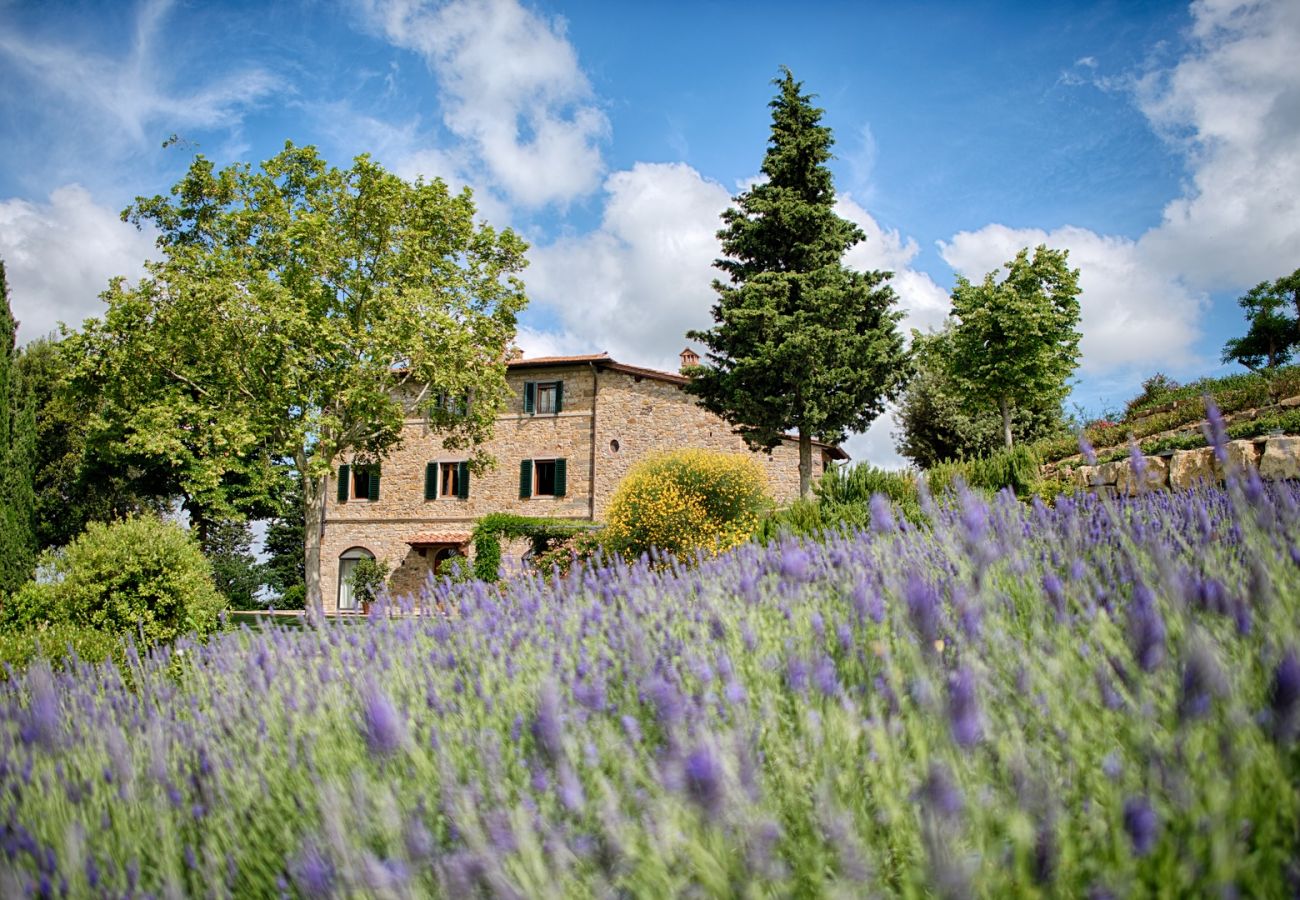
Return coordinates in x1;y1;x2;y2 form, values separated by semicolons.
320;350;847;611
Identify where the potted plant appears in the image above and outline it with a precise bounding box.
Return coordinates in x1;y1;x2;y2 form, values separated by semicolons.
347;557;390;615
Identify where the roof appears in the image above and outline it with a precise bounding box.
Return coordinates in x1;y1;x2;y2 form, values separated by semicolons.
406;530;472;547
506;352;849;460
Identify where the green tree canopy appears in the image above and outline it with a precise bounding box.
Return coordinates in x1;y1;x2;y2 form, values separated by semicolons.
0;261;37;596
686;68;908;497
946;245;1081;450
1222;268;1300;372
14;337;172;553
71;143;529;618
896;324;1065;468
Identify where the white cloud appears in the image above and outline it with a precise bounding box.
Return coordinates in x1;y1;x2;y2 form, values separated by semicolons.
1134;0;1300;288
938;223;1207;374
0;0;278;154
842;405;909;471
356;0;608;207
0;185;156;344
526;161;732;370
837;195;951;335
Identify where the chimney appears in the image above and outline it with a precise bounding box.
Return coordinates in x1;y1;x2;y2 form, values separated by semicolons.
679;347;700;374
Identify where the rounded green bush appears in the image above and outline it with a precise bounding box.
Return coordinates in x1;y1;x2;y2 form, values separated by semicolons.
0;515;225;646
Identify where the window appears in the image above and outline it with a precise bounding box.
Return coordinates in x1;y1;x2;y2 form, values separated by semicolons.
519;458;567;498
424;461;469;500
338;547;374;611
436;390;471;418
523;380;563;415
336;464;380;502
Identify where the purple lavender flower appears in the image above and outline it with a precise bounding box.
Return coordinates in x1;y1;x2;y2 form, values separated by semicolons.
683;746;725;817
1177;640;1225;724
852;579;885;624
779;547;811;583
288;842;335;898
813;655;838;698
1269;648;1300;742
531;680;565;762
557;763;585;812
870;493;895;534
785;656;809;694
1123;796;1159;857
19;663;62;751
905;574;942;644
947;665;983;747
1042;572;1066;621
918;762;963;820
360;685;405;756
1127;585;1166;673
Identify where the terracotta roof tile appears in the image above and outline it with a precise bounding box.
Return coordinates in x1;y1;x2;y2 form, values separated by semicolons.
406;531;472;547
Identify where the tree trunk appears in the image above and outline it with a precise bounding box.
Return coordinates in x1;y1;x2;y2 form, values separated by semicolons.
303;472;327;624
999;396;1013;450
798;429;813;500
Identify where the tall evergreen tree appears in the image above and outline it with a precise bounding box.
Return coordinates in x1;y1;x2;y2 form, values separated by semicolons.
687;69;908;497
0;261;38;595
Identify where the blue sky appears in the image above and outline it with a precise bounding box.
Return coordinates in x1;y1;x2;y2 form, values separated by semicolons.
2;0;1297;466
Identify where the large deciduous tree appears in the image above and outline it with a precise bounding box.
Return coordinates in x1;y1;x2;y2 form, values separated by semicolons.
947;245;1081;450
686;68;908;498
1221;268;1300;372
895;324;1065;468
72;143;528;618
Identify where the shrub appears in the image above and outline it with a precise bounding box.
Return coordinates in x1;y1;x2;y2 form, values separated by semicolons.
927;444;1041;498
762;464;923;539
0;515;225;646
0;621;122;678
346;557;390;606
605;449;769;560
471;514;599;582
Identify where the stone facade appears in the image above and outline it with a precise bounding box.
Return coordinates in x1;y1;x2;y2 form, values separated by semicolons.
318;354;845;611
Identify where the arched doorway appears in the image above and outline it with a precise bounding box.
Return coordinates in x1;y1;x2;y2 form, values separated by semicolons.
338;547;375;611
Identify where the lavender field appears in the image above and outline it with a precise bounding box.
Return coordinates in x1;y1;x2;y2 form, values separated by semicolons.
3;469;1299;897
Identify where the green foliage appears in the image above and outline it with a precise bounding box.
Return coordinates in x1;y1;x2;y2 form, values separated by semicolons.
927;444;1042;498
346;556;390;606
0;260;38;595
471;513;598;582
260;475;305;606
73;143;530;615
1222;268;1300;372
1123;372;1181;419
947;245;1081;449
686;68;908;497
0;621;122;678
897;324;1066;467
202;518;261;608
10;337;172;554
0;515;225;646
605;449;770;561
761;464;923;539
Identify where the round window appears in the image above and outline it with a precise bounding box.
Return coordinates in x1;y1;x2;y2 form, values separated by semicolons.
609;439;620;453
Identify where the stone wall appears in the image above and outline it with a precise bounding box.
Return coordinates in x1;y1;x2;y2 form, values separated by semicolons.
318;361;836;609
1061;436;1300;496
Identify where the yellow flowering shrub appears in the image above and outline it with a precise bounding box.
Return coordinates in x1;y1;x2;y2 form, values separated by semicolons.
605;449;770;561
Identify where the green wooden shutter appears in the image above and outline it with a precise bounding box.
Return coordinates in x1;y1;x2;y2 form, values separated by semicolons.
425;462;437;500
523;381;536;414
554;381;564;413
554;458;567;497
519;459;533;498
368;467;381;501
457;461;470;499
337;465;350;503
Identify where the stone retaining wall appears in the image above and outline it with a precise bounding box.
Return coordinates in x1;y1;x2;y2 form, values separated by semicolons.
1060;436;1300;495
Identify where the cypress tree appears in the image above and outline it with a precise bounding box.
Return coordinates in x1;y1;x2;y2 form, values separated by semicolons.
0;261;38;594
687;68;908;497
